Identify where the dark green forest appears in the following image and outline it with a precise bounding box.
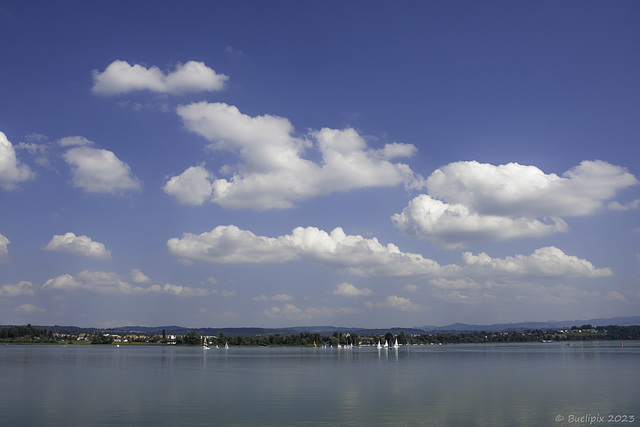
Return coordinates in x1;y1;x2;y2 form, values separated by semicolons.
0;324;55;342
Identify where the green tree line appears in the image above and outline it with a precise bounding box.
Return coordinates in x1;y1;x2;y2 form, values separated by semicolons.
0;324;55;342
203;331;358;347
2;324;639;345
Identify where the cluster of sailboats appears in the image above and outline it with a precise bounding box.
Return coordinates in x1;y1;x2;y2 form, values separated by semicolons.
203;338;409;350
203;341;229;350
313;341;355;349
377;339;399;349
314;338;402;349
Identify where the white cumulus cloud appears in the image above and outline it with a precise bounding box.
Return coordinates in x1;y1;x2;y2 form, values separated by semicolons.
393;160;638;247
148;283;209;297
429;278;483;290
461;246;613;278
92;60;229;95
163;165;213;205
426;160;638;217
41;273;81;290
167;225;454;277
392;194;568;249
43;232;112;259
42;270;208;296
167;225;610;281
385;295;421;311
130;268;151;284
0;131;35;190
332;282;373;297
165;102;424;209
63;146;141;194
0;233;10;259
0;281;35;297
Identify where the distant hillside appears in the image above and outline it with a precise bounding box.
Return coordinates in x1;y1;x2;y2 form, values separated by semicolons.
90;316;640;336
420;316;640;332
4;316;637;337
103;326;296;337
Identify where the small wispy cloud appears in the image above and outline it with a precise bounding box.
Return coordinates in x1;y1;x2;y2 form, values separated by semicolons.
0;281;35;297
332;282;372;297
15;303;45;313
42;270;208;297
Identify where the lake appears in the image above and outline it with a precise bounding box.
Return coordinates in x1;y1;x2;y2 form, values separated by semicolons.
1;341;638;426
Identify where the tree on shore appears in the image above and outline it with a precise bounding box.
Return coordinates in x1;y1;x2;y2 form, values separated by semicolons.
91;334;114;344
182;331;202;345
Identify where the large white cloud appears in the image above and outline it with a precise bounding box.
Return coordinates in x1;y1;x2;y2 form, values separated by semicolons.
0;131;35;190
461;246;613;278
63;146;141;194
393;160;638;247
166;102;424;209
426;160;638;217
92;60;229;95
168;225;299;264
392;194;568;249
167;225;610;280
42;270;208;296
43;232;111;259
167;225;454;277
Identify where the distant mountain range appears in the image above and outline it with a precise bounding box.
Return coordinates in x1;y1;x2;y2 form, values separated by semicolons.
417;316;640;332
15;316;639;337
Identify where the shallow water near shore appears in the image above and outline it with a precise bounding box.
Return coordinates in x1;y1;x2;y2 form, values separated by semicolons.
1;341;638;426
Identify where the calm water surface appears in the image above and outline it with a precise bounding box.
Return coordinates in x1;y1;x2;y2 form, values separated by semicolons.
1;341;638;426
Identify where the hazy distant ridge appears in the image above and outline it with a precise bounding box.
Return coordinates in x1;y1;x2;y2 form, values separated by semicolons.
13;316;638;337
419;316;640;332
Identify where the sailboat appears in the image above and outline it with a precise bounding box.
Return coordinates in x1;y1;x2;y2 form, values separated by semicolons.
376;341;382;349
203;340;210;350
224;342;229;350
384;340;389;348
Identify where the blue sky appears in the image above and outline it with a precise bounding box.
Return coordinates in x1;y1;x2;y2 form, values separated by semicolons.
1;1;639;328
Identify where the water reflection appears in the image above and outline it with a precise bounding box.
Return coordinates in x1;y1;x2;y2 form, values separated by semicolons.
1;342;638;426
